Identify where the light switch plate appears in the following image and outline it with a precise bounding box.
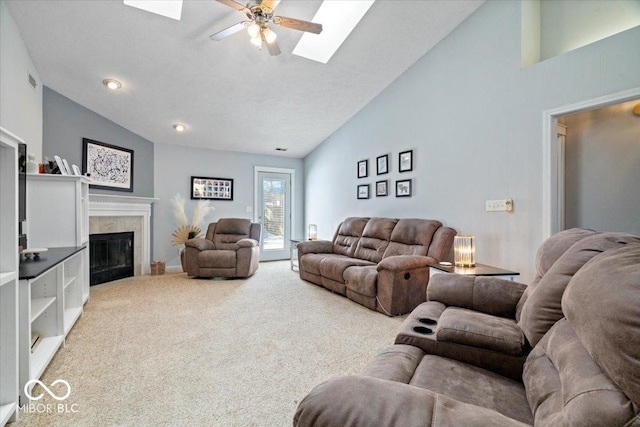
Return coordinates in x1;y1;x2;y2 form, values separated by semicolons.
486;199;513;212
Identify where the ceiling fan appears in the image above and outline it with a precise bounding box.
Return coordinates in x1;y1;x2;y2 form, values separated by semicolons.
210;0;323;56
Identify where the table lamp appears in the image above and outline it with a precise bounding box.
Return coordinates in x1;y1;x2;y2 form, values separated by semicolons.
454;235;475;267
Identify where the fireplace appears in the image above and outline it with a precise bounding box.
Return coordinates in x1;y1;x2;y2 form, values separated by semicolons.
89;194;157;276
90;232;134;285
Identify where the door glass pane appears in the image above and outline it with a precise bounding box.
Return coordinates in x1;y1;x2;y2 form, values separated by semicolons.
262;179;285;250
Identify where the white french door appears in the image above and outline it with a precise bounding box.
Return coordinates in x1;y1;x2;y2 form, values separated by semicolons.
255;169;292;261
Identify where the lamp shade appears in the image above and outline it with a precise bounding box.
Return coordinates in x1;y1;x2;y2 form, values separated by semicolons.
454;235;475;267
308;224;318;240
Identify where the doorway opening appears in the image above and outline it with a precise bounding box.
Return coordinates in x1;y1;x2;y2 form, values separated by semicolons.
543;87;640;238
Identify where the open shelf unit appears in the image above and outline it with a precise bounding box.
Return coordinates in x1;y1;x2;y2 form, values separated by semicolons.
27;173;89;303
0;127;21;425
19;247;86;404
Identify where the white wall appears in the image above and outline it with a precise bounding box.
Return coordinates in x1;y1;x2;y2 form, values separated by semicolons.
154;143;304;268
304;0;640;282
0;0;42;160
564;100;640;234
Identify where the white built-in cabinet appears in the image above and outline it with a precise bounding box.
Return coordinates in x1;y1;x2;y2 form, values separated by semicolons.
26;174;90;303
18;247;85;405
0;128;21;425
16;174;90;405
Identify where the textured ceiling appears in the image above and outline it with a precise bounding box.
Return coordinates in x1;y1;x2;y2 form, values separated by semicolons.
6;0;483;158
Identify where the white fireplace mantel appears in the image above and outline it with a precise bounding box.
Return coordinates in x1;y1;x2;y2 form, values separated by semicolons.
89;194;158;275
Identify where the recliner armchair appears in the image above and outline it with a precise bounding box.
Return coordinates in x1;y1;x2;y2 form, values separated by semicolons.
395;228;640;379
184;218;262;278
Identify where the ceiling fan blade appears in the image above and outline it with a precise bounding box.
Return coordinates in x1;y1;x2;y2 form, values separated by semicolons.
216;0;251;14
273;16;322;34
259;0;281;13
210;21;250;41
262;34;281;56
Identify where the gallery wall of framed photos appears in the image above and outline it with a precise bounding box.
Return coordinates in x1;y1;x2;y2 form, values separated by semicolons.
356;149;414;200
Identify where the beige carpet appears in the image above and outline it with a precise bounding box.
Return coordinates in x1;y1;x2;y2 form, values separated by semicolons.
15;261;405;426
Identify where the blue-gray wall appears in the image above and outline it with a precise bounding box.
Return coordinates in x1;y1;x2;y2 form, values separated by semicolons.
43;87;154;197
303;0;640;282
153;143;304;268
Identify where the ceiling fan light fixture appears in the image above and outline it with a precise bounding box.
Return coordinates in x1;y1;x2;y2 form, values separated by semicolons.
262;26;277;44
173;123;186;132
250;36;262;48
103;79;122;90
247;22;261;38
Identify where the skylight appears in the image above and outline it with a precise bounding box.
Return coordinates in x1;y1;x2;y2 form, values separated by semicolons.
293;0;375;64
123;0;183;21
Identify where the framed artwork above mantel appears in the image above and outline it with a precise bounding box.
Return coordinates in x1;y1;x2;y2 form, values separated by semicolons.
82;138;134;192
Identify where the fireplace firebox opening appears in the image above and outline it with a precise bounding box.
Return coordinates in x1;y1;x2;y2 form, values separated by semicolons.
89;231;134;285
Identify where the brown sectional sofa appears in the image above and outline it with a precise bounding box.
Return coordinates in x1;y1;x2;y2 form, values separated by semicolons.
297;217;456;316
294;235;640;426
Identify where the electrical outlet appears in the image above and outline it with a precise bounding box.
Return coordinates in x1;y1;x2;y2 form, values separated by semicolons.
486;199;513;212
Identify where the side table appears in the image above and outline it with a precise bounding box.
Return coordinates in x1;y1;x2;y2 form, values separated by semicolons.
427;262;520;282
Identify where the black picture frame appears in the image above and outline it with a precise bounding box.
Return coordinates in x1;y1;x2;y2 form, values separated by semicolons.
376;154;389;175
357;184;370;199
396;179;412;197
357;159;368;178
376;180;388;197
399;150;413;173
82;138;134;192
191;176;234;200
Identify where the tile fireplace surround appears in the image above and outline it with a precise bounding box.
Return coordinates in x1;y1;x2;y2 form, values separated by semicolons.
89;194;157;276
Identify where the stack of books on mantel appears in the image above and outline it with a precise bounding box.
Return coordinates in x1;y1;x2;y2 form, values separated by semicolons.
31;331;41;353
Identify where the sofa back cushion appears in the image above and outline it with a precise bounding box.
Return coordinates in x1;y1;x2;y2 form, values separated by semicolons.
354;218;398;262
518;232;640;347
382;219;442;258
523;244;640;425
516;228;596;321
332;217;369;257
562;243;640;408
212;218;252;249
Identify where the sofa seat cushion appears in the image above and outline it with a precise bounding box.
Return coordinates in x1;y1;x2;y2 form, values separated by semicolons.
344;265;378;297
319;257;375;284
436;307;525;356
299;253;350;276
410;354;533;425
359;345;533;425
198;250;236;269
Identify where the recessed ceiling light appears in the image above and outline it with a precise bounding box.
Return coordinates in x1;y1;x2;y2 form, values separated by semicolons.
173;123;186;132
103;79;122;90
293;0;375;64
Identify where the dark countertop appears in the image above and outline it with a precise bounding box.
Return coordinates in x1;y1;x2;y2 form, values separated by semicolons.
19;246;86;280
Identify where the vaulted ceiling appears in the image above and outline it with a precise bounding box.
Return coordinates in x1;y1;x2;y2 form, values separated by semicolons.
6;0;483;157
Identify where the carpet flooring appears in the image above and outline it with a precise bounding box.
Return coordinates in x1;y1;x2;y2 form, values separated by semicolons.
14;261;405;426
